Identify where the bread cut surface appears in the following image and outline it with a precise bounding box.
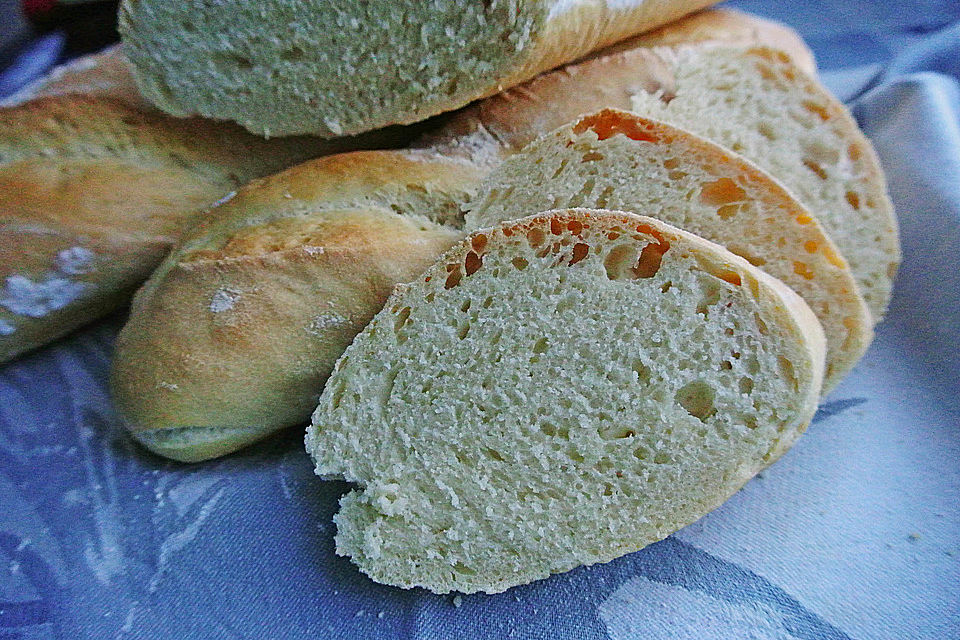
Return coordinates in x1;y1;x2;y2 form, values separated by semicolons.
628;46;899;320
111;150;485;462
119;0;718;137
467;109;871;391
308;209;825;593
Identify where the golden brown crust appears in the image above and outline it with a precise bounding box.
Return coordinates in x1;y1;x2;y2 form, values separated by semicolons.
0;88;413;362
111;150;485;461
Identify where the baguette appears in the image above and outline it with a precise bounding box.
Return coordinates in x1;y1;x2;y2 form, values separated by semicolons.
110;12;828;460
466;109;871;392
0;61;412;362
307;209;826;593
118;0;721;137
111;150;484;462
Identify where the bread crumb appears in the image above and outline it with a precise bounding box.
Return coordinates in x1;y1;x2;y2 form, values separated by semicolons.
453;595;463;608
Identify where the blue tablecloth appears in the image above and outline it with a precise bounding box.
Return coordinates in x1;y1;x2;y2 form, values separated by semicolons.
2;2;959;638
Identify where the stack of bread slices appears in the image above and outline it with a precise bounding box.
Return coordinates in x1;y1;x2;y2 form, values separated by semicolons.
1;2;898;595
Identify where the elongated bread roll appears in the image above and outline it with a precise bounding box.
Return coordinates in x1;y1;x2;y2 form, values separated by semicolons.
466;109;871;392
307;209;826;593
111;151;484;462
118;0;721;136
0;63;412;362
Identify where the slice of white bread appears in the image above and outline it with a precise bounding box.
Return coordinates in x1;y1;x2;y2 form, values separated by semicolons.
627;46;899;320
110;150;484;462
307;209;826;594
0;65;411;363
467;109;871;392
118;0;719;137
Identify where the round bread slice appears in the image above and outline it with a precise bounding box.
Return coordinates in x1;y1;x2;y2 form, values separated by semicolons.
627;46;900;320
307;209;826;594
467;109;870;392
111;149;485;462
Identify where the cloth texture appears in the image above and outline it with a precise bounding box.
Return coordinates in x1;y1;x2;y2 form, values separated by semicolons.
1;2;959;638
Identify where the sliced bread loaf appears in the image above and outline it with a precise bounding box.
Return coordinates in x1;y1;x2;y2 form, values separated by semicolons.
467;109;871;391
627;46;899;320
307;209;826;593
111;150;484;462
118;0;718;137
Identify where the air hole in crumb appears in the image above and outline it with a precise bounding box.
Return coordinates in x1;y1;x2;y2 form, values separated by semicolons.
425;292;435;303
453;562;476;575
740;377;754;395
632;359;651;384
633;447;649;461
532;337;549;354
758;121;777;140
699;177;747;207
581;151;605;162
754;313;769;335
599;425;636;440
393;306;411;333
527;228;546;248
802;158;828;180
482;296;494;308
633;242;667;278
802;100;830;121
570;243;589;265
484;448;505;462
676;381;716;422
465;251;483;276
661;281;672;293
461;299;472;313
280;46;307;62
471;234;488;252
778;356;798;391
445;265;462;289
845;191;861;210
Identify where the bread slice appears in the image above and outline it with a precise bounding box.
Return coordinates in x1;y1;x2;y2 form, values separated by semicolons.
111;150;484;462
307;209;826;594
118;0;718;137
627;46;899;320
0;80;410;363
467;109;871;392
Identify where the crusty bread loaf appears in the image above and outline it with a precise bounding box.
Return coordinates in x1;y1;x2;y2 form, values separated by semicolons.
627;46;899;320
0;60;413;363
109;12;828;460
466;109;871;391
307;209;826;593
110;150;484;462
118;0;720;137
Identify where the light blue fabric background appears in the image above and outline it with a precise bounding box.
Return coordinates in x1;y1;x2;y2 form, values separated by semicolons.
2;2;959;638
